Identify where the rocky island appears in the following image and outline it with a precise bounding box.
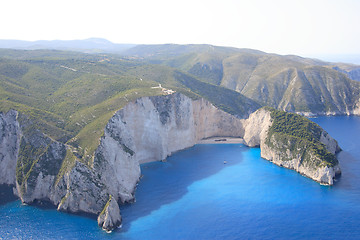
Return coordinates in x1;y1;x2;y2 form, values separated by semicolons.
0;93;341;231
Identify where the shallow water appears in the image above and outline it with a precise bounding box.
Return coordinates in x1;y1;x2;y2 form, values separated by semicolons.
1;116;360;239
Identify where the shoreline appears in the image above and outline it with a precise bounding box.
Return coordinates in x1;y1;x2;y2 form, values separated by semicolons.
197;137;244;144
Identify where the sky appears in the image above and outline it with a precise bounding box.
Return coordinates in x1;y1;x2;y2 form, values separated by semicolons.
1;0;360;57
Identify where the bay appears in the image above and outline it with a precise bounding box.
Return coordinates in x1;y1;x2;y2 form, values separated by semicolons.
1;116;360;239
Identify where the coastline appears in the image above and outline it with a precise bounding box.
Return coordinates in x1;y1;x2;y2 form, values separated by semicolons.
197;137;244;144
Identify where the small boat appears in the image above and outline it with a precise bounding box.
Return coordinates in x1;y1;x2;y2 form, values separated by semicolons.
223;161;227;164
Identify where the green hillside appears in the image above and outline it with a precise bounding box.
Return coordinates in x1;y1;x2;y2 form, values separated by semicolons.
265;107;338;167
125;44;360;114
1;45;359;170
0;49;259;164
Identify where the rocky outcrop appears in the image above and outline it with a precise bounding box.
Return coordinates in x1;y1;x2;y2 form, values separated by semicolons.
14;116;67;204
243;108;341;185
261;135;341;185
242;108;272;147
319;131;341;155
97;195;122;232
56;161;108;215
16;139;66;203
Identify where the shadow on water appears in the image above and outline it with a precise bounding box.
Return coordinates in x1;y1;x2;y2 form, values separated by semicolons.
0;185;97;222
0;184;59;210
119;144;247;232
335;151;360;191
0;184;17;205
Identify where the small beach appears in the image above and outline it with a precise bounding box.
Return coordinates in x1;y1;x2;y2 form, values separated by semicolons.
197;137;244;144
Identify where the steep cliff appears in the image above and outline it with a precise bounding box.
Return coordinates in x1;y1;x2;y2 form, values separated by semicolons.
14;114;67;204
0;110;109;222
0;93;342;232
93;93;245;205
0;110;20;186
56;160;109;216
244;107;341;185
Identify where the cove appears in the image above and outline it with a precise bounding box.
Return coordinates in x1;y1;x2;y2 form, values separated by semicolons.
1;116;360;239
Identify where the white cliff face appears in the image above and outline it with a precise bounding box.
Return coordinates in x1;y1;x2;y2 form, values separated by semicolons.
320;131;341;154
260;136;340;185
193;98;244;140
0;110;21;186
242;108;272;147
351;99;360;115
57;161;108;215
94;133;140;203
121;94;197;163
93;93;245;204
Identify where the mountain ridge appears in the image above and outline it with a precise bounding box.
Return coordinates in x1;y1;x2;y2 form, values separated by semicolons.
0;38;136;53
123;44;360;115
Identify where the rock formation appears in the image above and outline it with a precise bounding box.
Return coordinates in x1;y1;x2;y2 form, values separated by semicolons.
97;195;122;232
93;93;244;204
243;107;341;185
0;93;341;231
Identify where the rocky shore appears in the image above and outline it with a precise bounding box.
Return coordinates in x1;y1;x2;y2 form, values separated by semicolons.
0;93;341;231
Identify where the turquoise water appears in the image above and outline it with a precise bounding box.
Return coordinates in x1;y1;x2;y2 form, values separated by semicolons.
1;116;360;239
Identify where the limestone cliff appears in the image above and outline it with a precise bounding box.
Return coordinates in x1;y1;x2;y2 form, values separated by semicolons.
244;107;341;185
0;93;342;232
0;110;20;186
56;160;108;215
242;108;272;147
93;93;244;204
0;110;109;222
13;113;71;206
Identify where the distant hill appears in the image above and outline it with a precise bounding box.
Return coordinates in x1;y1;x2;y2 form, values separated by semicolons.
123;44;360;115
0;38;136;53
1;41;359;116
332;65;360;82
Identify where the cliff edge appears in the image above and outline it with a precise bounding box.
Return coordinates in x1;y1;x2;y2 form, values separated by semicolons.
0;93;342;231
244;107;341;185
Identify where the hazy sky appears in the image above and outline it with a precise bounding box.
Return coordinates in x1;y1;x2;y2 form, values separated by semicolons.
1;0;359;56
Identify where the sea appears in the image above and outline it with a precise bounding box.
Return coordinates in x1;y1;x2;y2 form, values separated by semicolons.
1;116;360;240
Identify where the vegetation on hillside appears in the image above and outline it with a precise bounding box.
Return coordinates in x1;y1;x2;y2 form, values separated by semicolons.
125;44;360;114
1;44;356;180
0;49;261;176
265;107;338;167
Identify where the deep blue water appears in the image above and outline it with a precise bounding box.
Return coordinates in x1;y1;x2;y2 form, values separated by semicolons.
1;116;360;239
